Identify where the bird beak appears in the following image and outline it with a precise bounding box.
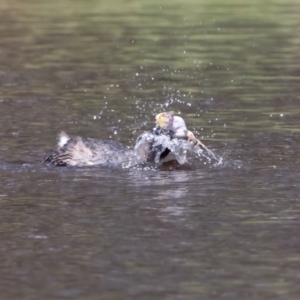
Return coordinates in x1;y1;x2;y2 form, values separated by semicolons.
187;130;199;146
187;130;213;155
155;111;174;130
187;130;196;140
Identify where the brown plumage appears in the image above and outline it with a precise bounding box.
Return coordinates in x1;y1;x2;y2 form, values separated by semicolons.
43;112;215;168
43;133;130;167
43;131;178;167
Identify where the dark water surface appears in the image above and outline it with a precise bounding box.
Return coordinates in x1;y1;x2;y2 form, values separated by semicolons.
1;0;300;299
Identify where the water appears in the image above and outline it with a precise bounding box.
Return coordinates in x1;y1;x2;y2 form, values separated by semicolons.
1;0;300;299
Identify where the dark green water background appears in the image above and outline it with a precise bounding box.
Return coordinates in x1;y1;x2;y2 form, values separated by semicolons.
1;0;300;299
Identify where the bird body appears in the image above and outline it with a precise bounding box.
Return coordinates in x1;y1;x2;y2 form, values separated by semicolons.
43;111;216;168
43;130;180;167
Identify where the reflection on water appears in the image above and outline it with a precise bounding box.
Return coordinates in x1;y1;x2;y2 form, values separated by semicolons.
1;0;300;299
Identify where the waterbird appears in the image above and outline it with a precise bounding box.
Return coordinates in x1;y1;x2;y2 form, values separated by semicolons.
155;111;216;158
43;120;186;167
43;111;216;168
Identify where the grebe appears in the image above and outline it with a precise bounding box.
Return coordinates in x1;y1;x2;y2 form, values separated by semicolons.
43;111;213;167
